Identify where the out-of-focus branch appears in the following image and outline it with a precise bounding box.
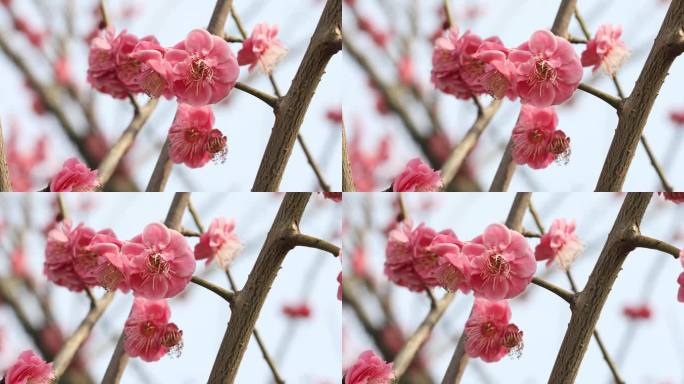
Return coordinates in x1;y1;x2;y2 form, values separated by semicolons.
393;292;455;380
0;121;12;191
52;292;115;381
595;1;684;191
342;122;355;191
251;0;341;191
97;98;158;188
207;193;311;383
548;193;652;383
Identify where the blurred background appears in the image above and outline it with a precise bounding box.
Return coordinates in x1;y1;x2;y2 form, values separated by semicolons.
0;192;341;383
342;192;684;383
0;0;341;191
342;0;684;191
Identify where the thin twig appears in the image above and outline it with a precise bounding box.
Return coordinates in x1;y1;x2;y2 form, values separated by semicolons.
531;277;575;304
287;232;340;257
630;233;680;258
0;121;12;192
234;82;278;107
578;83;621;110
191;276;235;303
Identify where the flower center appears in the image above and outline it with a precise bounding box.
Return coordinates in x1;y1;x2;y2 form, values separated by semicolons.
503;323;524;357
486;252;511;277
190;58;213;82
527;128;545;144
207;129;228;163
534;59;556;82
549;131;571;164
184;127;202;143
480;321;497;337
140;321;157;337
146;251;169;275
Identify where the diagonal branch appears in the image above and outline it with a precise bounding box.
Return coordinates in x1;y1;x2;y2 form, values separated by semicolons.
207;193;311;383
191;276;235;303
251;0;341;191
548;193;652;383
342;122;355;191
286;232;340;257
0;121;12;191
629;233;680;258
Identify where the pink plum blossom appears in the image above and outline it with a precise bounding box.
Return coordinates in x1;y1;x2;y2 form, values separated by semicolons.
122;222;195;299
463;223;536;300
535;218;583;269
429;233;470;293
430;27;487;99
168;104;227;168
511;105;571;169
87;28;132;99
464;299;523;362
581;24;629;75
3;350;54;384
90;238;130;292
71;226;119;286
385;220;424;291
237;23;287;74
44;220;85;292
344;350;394;384
622;303;652;320
412;226;459;287
123;298;183;362
166;28;239;105
510;30;582;107
49;157;99;192
113;31;160;93
130;39;173;98
393;158;442;192
194;217;243;268
282;302;312;319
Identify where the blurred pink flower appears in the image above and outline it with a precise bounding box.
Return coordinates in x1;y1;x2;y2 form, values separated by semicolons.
123;222;195;299
87;28;132;99
337;271;342;301
397;55;416;86
323;192;342;202
282;302;312;319
237;23;287;74
622;303;652;320
194;217;243;268
54;55;72;86
90;238;129;292
351;247;367;277
71;226;118;286
535;218;583;269
661;192;684;203
166;29;239;105
325;107;343;124
4;350;54;384
464;223;536;300
344;350;393;384
49;157;99;192
393;158;442;192
44;220;86;292
131;39;173;98
5;122;47;191
679;249;684;303
412;226;458;287
349;130;390;191
124;298;183;362
669;108;684;125
581;24;629;75
511;105;571;169
385;220;424;291
168;104;227;168
510;30;582;107
10;247;29;279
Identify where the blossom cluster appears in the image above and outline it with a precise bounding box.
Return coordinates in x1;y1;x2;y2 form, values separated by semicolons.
42;216;242;362
85;23;286;170
384;218;583;362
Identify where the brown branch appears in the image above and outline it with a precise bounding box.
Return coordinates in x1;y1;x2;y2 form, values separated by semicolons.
577;83;621;110
490;0;578;191
286;233;340;257
442;192;531;383
207;193;311;383
0;121;12;191
548;193;652;383
531;277;574;304
97;98;158;188
251;0;341;191
234;82;278;107
342;122;355;191
296;134;332;191
102;192;189;383
640;135;674;192
207;0;235;35
629;233;680;258
52;292;115;380
188;197;284;384
393;292;455;380
527;199;625;384
191;276;235;303
595;1;684;191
